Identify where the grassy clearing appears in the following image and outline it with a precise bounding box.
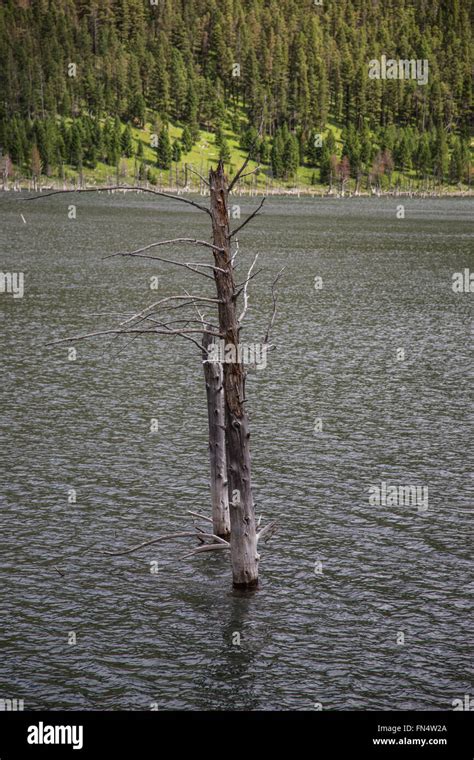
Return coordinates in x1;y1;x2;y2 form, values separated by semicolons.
49;112;471;194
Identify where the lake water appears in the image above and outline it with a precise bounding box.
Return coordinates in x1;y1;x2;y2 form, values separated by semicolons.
0;193;472;710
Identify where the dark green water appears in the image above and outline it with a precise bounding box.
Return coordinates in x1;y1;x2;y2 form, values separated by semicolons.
0;193;472;709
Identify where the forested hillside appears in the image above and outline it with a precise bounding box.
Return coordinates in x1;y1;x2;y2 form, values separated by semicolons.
0;0;471;190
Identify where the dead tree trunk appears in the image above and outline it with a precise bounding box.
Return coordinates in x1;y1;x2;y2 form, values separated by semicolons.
202;328;231;539
209;161;259;588
24;171;275;587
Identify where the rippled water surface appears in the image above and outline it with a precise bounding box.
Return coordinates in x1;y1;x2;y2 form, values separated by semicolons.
0;193;472;710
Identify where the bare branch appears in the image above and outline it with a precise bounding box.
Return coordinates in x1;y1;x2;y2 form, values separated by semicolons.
186;164;210;187
47;326;223;346
231;240;239;268
143;316;217;353
187;510;213;524
184;289;207;328
107;251;215;279
181;543;230;559
238;253;259;323
103;531;208;556
234;267;263;293
263;266;286;345
191;533;230;546
256;521;277;544
161;299;216;315
20;185;211;216
237;165;261;182
114;254;225;274
146;317;218;330
121;295;221;328
159;330;204;354
78;310;217;360
229;197;265;238
86;312;137;318
103;238;223;260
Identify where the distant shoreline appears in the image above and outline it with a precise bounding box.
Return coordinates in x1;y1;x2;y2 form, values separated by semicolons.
2;182;473;200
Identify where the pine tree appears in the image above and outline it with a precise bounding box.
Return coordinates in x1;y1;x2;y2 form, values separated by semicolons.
172;139;182;163
30;144;42;178
8;119;24;166
320;130;338;185
416;133;432;179
306;129;322;168
282;132;299;180
181;126;193;153
449;138;463;184
433;127;449;182
121;123;134;158
102;118;121;166
34;121;51;175
359;127;373;175
259;139;269;164
128;94;146;127
183;80;198;126
219;137;231;163
325;130;337;157
433;128;449;182
459;139;470;185
190;122;200;143
55;132;66;172
156;127;172;169
170;48;188;121
214;125;224;149
271;129;284;179
69;122;83;168
152;38;171;118
395;130;413;174
240;126;258;153
319;145;331;185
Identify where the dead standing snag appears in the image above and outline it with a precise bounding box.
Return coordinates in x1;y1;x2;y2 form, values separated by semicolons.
202;327;231;540
209;161;259;588
23;162;277;588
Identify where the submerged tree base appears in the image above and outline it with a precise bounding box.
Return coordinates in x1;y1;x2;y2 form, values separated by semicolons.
233;578;260;590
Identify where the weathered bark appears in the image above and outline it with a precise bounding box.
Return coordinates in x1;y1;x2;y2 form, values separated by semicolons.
209;161;259;588
202;328;231;539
